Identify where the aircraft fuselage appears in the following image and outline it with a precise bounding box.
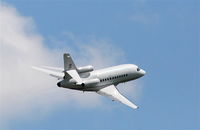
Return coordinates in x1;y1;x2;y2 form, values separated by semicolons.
58;64;145;91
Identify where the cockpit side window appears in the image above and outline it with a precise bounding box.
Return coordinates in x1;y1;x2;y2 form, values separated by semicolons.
137;67;140;71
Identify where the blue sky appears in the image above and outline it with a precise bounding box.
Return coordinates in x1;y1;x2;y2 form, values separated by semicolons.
1;0;199;129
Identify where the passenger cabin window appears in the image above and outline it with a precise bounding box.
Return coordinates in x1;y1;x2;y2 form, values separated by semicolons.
100;74;129;82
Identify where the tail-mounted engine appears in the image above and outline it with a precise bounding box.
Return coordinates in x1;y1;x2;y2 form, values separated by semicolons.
77;65;94;73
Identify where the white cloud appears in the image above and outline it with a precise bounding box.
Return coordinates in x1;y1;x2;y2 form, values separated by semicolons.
0;3;142;128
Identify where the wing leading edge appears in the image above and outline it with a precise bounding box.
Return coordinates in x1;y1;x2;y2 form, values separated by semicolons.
97;85;138;109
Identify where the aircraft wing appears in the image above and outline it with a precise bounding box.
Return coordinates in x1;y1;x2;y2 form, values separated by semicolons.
32;66;64;79
32;54;82;83
42;66;63;71
97;85;138;109
32;66;82;82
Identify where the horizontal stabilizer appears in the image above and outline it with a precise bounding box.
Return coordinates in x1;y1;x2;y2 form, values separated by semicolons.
66;70;82;84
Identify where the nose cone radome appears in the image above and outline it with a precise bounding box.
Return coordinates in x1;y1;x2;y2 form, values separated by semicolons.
140;69;146;76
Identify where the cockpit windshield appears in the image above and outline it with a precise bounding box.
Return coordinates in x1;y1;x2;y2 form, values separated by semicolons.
137;67;140;71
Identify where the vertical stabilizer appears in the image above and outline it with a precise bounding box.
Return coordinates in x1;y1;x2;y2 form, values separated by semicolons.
63;53;77;71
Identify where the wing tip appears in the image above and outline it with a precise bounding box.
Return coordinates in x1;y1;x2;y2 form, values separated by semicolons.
131;105;139;109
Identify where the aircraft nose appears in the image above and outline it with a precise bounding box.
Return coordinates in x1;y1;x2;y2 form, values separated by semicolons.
140;69;146;76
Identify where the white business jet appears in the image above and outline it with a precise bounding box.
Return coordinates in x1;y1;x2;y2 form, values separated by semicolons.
33;53;146;109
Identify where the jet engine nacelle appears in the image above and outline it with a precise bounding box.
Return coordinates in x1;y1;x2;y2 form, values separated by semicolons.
81;78;100;87
77;65;94;73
